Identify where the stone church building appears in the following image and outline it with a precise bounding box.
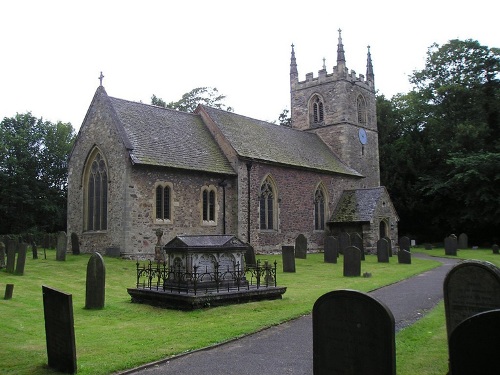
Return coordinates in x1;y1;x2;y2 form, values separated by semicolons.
67;31;398;258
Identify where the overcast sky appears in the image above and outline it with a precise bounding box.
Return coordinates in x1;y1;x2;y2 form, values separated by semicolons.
1;0;498;130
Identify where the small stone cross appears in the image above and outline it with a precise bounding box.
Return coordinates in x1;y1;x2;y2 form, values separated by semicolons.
98;72;104;86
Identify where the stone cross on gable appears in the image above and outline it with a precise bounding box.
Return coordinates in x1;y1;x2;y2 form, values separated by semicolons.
98;72;104;86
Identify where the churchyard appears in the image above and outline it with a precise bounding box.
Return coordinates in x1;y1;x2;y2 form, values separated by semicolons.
1;245;499;374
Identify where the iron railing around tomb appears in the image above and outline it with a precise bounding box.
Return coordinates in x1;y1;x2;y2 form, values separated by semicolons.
135;259;278;295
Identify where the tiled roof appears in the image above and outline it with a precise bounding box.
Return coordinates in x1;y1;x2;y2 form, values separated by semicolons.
108;97;236;175
200;106;361;176
330;187;387;223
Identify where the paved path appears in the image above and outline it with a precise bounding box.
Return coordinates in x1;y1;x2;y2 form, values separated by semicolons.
122;254;460;375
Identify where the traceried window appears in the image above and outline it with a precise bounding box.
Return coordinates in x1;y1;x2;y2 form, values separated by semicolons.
259;176;278;230
312;95;324;124
314;187;326;230
85;150;108;231
357;94;367;125
202;187;216;223
155;184;171;222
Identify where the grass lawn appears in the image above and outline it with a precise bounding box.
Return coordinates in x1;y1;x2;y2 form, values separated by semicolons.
0;247;496;374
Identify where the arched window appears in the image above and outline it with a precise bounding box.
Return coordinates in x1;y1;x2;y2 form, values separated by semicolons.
155;184;171;222
312;95;324;124
85;149;108;231
357;95;367;124
259;176;278;230
314;187;326;230
202;186;216;223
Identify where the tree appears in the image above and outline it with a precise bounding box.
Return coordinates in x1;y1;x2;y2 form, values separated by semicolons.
151;87;233;112
277;109;292;127
0;113;76;234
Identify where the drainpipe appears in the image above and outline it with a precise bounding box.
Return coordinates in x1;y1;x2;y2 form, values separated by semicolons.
218;179;227;235
246;162;253;244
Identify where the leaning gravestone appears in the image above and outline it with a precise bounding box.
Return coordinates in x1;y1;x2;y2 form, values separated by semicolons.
448;309;500;375
458;233;468;249
492;244;499;255
42;285;77;374
6;239;16;273
398;249;411;264
443;260;500;339
56;231;67;261
343;246;361;277
444;235;458;256
282;246;296;273
338;232;350;255
85;252;106;309
351;232;365;260
377;238;389;263
324;236;338;264
0;241;5;268
70;233;80;255
4;284;14;300
313;289;396;375
295;234;307;259
399;236;410;252
15;242;27;275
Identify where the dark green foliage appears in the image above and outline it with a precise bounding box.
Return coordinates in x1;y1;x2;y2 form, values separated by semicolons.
152;87;233;113
0;113;75;234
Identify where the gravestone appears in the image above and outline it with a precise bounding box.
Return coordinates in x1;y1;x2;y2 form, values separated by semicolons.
15;242;27;275
443;260;500;339
295;234;307;259
351;232;365;260
56;231;67;261
42;285;77;374
324;236;338;264
6;239;16;273
385;237;393;257
343;246;361;277
85;252;106;309
338;232;350;255
4;284;14;300
397;250;411;264
0;241;5;268
399;236;410;252
313;289;396;375
424;243;433;250
449;309;500;375
70;233;80;255
444;236;458;256
458;233;468;249
282;246;296;273
105;247;121;257
492;244;499;254
377;238;389;263
32;242;38;259
244;244;256;266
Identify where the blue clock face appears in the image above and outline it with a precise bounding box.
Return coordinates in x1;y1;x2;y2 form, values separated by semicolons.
358;128;367;145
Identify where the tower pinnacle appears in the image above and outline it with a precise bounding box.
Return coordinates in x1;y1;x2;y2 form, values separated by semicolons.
290;43;298;82
336;29;346;68
366;45;374;83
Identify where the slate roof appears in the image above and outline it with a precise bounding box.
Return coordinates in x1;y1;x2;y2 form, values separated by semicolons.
200;106;361;176
164;235;248;249
108;97;236;175
329;187;388;223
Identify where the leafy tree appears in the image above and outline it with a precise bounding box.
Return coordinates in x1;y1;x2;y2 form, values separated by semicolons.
151;87;233;113
277;109;292;126
0;113;75;234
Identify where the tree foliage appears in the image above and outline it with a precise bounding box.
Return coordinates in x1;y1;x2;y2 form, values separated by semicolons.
152;87;233;112
379;39;500;244
0;113;75;234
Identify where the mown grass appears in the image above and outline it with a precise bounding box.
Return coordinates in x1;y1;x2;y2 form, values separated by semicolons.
0;249;439;375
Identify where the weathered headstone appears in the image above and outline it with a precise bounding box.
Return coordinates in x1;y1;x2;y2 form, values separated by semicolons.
105;247;121;257
42;285;77;374
244;244;256;266
492;244;499;254
424;243;433;250
385;237;393;257
449;309;500;375
343;246;361;277
397;249;411;264
0;241;5;268
282;246;296;273
351;232;365;260
6;239;16;273
32;242;38;259
444;260;500;339
338;232;350;255
15;242;27;275
56;231;67;261
458;233;468;249
295;234;307;259
444;235;458;256
313;289;396;375
377;238;389;263
85;252;106;309
399;236;410;252
4;284;14;300
324;236;338;264
70;232;80;255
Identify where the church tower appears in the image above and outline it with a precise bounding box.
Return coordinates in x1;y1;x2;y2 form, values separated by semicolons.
290;30;380;188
